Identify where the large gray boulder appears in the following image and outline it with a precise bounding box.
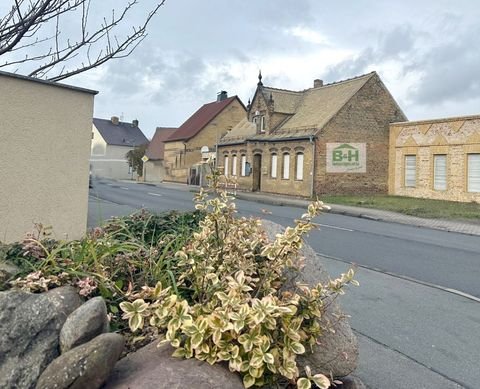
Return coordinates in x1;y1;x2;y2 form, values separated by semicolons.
260;219;359;378
0;286;83;389
60;296;109;353
36;333;124;389
104;341;244;389
0;260;19;287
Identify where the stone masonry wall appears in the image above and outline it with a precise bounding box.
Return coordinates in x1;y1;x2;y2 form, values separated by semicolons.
164;99;246;183
389;116;480;202
315;74;407;195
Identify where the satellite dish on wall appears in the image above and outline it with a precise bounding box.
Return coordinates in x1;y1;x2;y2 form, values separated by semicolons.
200;146;209;153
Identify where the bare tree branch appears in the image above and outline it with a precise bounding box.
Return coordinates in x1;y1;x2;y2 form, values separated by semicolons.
0;0;165;81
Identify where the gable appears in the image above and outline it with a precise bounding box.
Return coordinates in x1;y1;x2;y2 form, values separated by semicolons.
93;118;148;147
167;96;245;142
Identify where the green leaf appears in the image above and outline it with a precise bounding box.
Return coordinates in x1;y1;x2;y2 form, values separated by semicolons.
311;374;331;389
263;352;274;364
243;374;255;388
290;341;306;354
297;378;311;389
129;313;144;332
191;333;203;349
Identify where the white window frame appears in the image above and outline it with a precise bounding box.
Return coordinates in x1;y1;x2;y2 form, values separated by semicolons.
241;154;247;176
271;154;277;178
404;155;416;187
433;154;447;191
467;154;480;193
282;153;290;179
232;155;238;176
295;152;304;180
224;156;229;177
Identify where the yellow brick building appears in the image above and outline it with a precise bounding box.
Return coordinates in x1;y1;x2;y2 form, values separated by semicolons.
218;72;406;197
389;115;480;202
163;92;246;183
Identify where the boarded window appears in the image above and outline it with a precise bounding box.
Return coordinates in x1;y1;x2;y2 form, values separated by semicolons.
296;153;304;180
433;155;447;190
404;155;416;187
467;154;480;192
232;155;237;176
241;155;247;176
282;153;290;179
224;156;229;177
271;154;277;178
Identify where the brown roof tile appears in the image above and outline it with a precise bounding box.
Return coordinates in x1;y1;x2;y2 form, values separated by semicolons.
167;96;241;142
145;127;178;160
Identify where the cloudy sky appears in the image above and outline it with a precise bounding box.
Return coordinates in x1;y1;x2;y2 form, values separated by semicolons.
3;0;480;138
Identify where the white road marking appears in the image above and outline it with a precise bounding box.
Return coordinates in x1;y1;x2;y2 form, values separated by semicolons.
315;223;354;232
148;192;163;197
120;187;129;190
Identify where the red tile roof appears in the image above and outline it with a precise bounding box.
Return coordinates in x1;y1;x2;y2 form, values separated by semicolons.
145;127;177;160
167;96;240;142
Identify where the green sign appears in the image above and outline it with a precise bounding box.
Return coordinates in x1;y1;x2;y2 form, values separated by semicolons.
327;143;366;173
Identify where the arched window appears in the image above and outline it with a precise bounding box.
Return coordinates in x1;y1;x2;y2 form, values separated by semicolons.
224;156;229;177
282;153;290;179
296;152;304;180
241;154;247;176
232;155;238;176
271;153;277;178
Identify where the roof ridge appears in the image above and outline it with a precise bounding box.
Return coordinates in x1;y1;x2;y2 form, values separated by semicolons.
263;86;303;94
320;71;376;89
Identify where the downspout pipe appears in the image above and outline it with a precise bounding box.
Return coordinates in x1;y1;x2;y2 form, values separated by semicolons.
310;135;315;198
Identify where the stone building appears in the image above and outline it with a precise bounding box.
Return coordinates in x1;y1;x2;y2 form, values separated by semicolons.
218;71;406;197
389;115;480;202
163;92;246;183
90;117;148;180
144;127;177;183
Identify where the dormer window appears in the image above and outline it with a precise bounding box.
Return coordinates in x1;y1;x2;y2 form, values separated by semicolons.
253;112;266;133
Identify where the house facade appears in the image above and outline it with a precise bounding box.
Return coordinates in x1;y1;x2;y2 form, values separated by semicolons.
144;127;177;183
0;71;96;243
389;115;480;202
91;117;148;180
218;72;406;197
163;92;246;183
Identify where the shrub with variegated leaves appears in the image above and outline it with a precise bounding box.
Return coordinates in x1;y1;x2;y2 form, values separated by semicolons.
120;168;358;388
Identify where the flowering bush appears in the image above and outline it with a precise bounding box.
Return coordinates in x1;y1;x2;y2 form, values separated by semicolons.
120;169;357;388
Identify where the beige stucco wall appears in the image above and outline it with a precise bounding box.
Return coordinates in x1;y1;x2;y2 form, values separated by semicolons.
90;127;135;180
0;73;95;243
389;116;480;202
144;160;166;183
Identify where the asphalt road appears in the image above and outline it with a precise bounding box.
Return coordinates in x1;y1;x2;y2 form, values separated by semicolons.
88;178;480;388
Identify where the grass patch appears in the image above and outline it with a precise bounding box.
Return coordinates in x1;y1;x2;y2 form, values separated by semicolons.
320;195;480;221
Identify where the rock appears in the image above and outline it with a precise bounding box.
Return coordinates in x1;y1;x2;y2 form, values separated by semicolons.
335;375;367;389
0;260;20;286
104;341;244;389
60;296;109;353
260;219;359;378
36;333;124;389
0;286;83;389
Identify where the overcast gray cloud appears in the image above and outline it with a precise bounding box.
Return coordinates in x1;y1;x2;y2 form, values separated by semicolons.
2;0;479;137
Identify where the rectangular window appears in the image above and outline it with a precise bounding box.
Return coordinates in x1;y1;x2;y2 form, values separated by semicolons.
232;155;237;176
271;154;277;178
224;156;229;177
282;153;290;179
296;153;304;180
260;116;265;133
241;155;247;176
467;154;480;192
433;155;447;191
404;155;416;187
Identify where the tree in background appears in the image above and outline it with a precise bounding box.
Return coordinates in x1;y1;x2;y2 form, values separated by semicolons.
126;143;148;177
0;0;165;81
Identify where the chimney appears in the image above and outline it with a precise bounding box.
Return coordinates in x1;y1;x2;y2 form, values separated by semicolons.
217;91;228;102
314;79;324;88
132;119;139;127
111;116;119;125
